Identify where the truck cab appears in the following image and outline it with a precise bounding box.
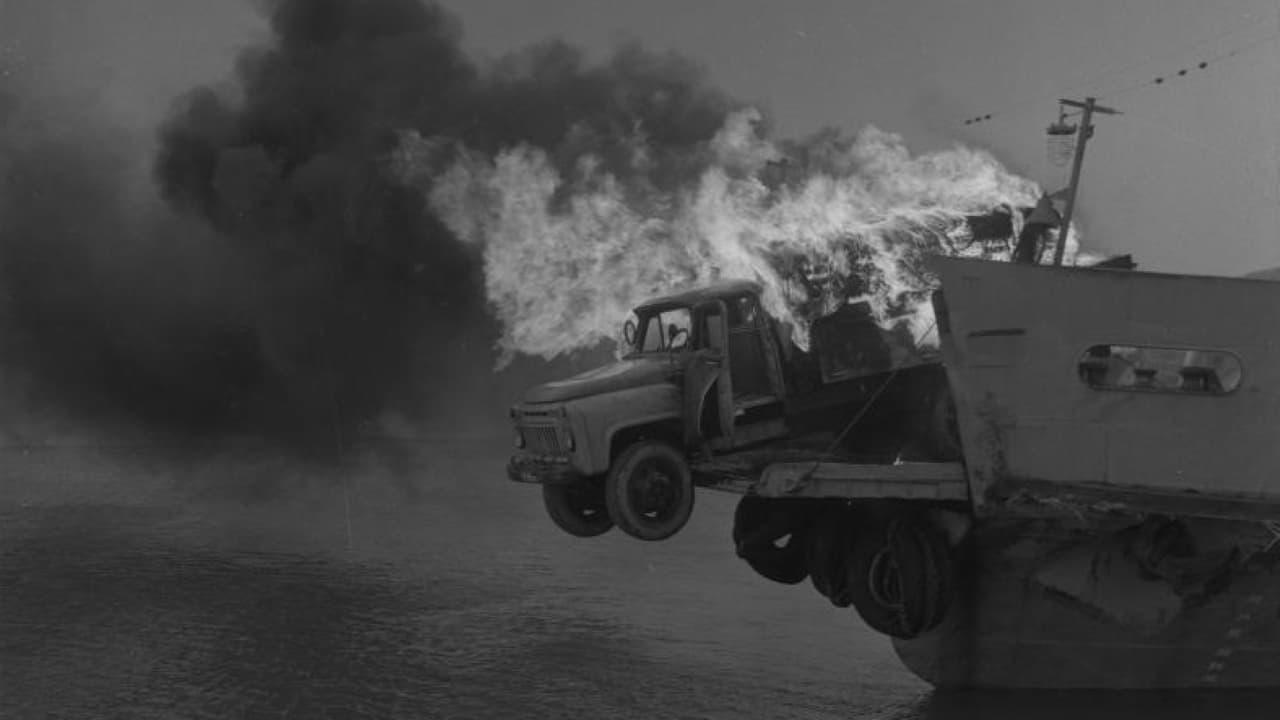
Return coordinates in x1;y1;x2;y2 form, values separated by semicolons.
508;279;956;542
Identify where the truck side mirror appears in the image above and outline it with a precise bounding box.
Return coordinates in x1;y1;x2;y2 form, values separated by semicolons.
623;318;637;347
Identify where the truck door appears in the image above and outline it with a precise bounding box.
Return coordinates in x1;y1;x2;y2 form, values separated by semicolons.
683;300;734;451
723;293;790;448
683;296;791;454
727;293;786;404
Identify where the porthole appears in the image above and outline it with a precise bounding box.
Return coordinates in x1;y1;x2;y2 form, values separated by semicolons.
1077;344;1241;394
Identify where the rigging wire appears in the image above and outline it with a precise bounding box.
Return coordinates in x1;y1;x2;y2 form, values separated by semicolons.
961;21;1280;128
1072;17;1267;100
955;4;1280;268
1097;31;1280;102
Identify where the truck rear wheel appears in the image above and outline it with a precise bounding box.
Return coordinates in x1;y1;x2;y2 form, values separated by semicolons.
605;440;694;541
733;496;810;585
542;479;614;538
845;508;954;639
806;506;855;606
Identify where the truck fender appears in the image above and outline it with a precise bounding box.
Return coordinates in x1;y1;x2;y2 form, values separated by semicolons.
603;413;683;464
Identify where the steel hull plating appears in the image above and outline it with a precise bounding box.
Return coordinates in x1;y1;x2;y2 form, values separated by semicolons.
892;515;1280;689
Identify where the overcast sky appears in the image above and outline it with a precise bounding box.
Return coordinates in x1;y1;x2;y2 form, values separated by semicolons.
5;0;1279;275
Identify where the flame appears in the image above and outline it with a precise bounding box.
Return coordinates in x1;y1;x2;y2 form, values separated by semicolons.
392;109;1086;369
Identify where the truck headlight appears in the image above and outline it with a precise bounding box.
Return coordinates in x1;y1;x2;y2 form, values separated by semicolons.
514;429;525;449
565;430;575;452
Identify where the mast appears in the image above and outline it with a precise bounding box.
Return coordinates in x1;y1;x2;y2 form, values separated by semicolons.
1052;98;1119;266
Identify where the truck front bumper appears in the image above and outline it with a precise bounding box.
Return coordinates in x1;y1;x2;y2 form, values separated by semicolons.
507;454;582;486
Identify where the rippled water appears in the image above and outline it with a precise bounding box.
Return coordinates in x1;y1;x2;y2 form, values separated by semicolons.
2;438;1278;719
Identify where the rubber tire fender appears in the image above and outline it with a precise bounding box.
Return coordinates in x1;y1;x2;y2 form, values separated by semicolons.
806;505;855;607
604;440;695;542
904;513;955;633
733;496;811;585
845;508;955;639
541;479;614;538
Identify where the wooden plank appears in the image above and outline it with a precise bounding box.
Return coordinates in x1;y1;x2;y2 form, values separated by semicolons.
695;461;970;502
796;461;968;483
756;461;969;500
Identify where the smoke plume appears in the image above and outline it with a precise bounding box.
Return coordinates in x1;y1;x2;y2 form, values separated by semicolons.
0;55;264;446
152;0;748;436
2;0;1071;450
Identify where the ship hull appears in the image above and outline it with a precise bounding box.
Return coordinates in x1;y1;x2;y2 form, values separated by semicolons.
892;513;1280;689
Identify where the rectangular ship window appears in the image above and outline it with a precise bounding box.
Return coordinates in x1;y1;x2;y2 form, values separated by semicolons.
1077;344;1242;394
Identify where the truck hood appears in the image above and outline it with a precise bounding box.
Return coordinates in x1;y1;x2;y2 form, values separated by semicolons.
524;356;678;404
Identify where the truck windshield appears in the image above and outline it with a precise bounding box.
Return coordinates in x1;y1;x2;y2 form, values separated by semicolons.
628;307;692;354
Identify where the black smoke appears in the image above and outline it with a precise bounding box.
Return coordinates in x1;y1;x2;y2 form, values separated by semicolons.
1;0;740;448
0;76;263;440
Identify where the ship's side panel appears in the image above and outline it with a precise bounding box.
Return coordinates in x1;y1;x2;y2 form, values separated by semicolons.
891;515;1280;689
930;257;1280;507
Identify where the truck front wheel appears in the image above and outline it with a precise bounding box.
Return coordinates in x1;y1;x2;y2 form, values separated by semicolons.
605;440;694;541
542;478;614;538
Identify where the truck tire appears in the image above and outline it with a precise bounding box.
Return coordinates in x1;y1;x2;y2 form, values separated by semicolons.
806;506;855;607
733;496;810;585
542;479;614;538
845;508;954;639
604;440;694;541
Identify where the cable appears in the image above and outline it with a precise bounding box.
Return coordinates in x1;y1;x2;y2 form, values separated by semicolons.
1074;18;1266;100
1098;31;1280;102
961;21;1280;128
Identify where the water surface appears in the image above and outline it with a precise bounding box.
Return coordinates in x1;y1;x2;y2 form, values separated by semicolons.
1;438;1275;718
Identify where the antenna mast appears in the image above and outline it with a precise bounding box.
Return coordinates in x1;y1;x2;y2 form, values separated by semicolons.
1052;97;1120;266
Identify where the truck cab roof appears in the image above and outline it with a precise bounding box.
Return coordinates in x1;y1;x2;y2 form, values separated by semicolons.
634;280;763;312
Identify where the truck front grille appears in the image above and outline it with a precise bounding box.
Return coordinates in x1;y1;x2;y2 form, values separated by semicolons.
523;425;563;455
